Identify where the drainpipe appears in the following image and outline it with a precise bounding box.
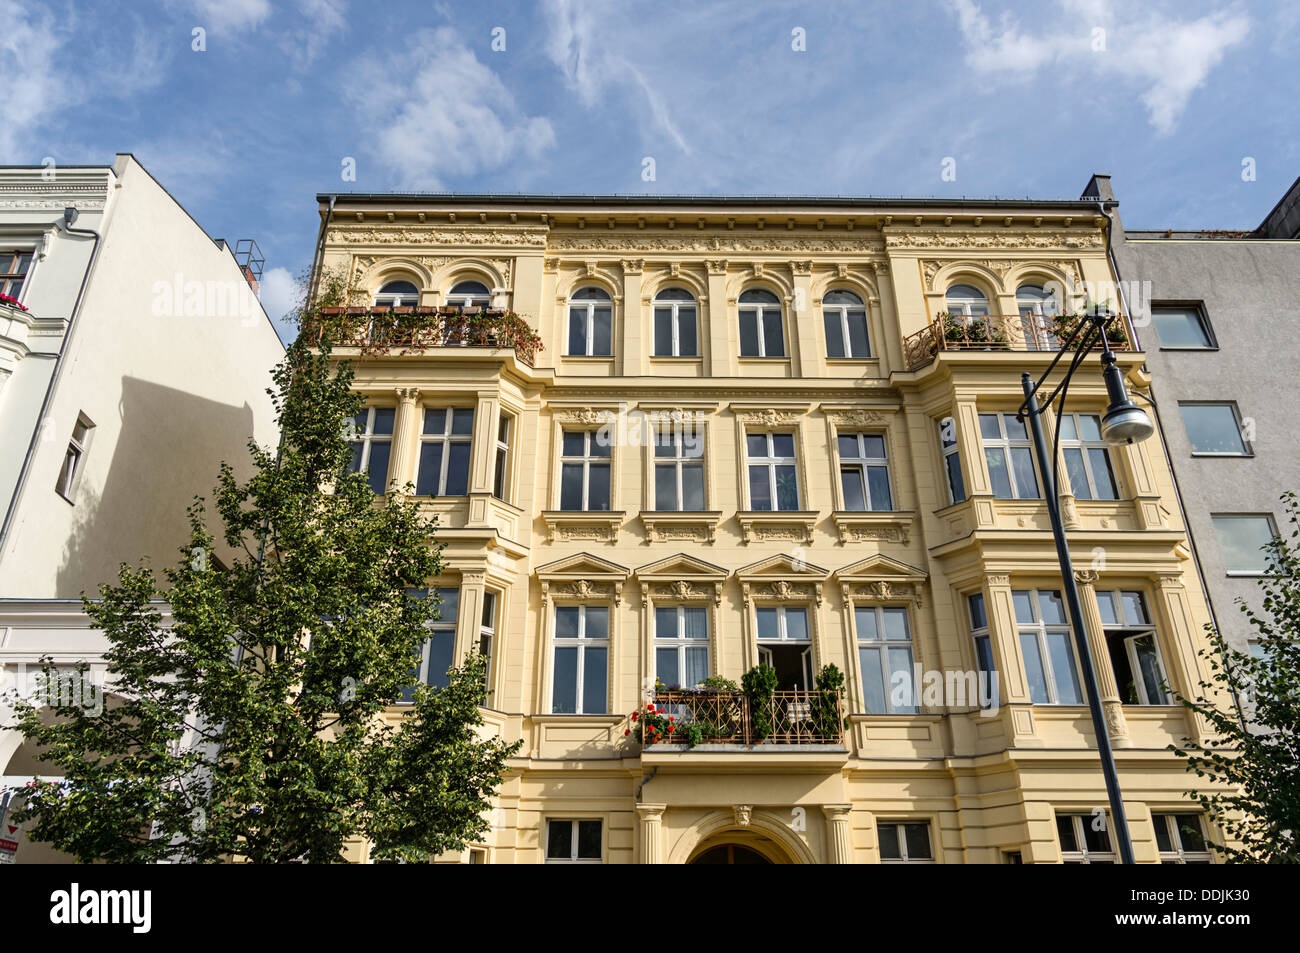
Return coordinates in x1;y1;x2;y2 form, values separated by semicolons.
305;196;337;320
0;208;102;565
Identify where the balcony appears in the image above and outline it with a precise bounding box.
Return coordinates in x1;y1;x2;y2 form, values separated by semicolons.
902;313;1133;372
304;306;543;366
641;689;845;747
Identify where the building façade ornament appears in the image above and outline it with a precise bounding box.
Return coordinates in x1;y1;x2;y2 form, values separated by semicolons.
741;580;823;607
1073;569;1099;585
553;407;617;426
885;231;1103;251
546;235;887;255
736;408;803;427
826;409;889;428
640;580;723;607
541;578;621;606
848;580;925;608
327;227;548;248
734;805;753;827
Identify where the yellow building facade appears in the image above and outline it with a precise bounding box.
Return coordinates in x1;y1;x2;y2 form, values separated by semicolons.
316;194;1229;864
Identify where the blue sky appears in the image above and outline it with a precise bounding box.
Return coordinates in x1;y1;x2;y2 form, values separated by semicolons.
4;0;1295;341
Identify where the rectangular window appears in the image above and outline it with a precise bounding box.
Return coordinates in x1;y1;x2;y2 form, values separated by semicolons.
402;587;458;701
824;301;871;358
980;413;1040;500
1097;589;1170;705
653;301;698;356
939;417;966;504
739;306;785;356
1212;514;1278;574
493;413;512;501
653;425;705;511
546;818;603;863
756;605;813;691
654;605;710;689
1153;813;1213;864
878;821;933;863
856;606;914;714
54;413;94;501
559;430;611;511
567;299;613;356
416;407;474;496
1014;589;1081;704
348;406;395;494
1151;305;1214;349
478;590;497;698
1058;413;1118;500
0;251;32;300
1057;813;1115;863
552;605;609;714
745;432;799;511
967;593;997;707
1179;402;1250;455
837;432;893;511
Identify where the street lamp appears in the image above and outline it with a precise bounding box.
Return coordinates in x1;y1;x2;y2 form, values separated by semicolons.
1017;305;1154;865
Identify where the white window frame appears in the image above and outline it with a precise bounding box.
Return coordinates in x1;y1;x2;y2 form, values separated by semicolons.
878;820;934;863
652;288;698;357
559;429;612;511
944;283;990;318
738;289;785;357
1015;283;1061;350
566;287;613;357
756;605;814;690
855;605;915;714
1014;588;1082;705
55;413;94;501
1211;513;1279;576
493;412;512;501
1056;812;1116;863
1097;589;1171;705
417;407;474;497
348;406;395;493
406;586;458;699
837;431;893;512
980;412;1041;500
653;605;710;688
745;431;800;511
373;279;420;307
653;426;706;511
0;248;33;302
478;589;497;671
938;416;966;504
544;818;603;863
1153;813;1214;864
551;605;609;714
823;289;871;358
445;279;491;310
967;593;998;708
1057;412;1119;500
1179;401;1251;457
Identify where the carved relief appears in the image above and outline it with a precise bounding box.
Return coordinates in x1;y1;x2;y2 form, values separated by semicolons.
328;227;548;247
734;805;752;827
849;581;924;607
1073;569;1099;585
737;408;802;427
553;407;617;425
547;236;887;254
827;410;888;428
884;232;1103;250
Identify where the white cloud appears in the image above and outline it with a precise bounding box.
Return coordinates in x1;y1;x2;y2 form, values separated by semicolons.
186;0;271;36
0;2;72;161
346;27;555;189
947;0;1250;135
258;266;300;326
279;0;349;70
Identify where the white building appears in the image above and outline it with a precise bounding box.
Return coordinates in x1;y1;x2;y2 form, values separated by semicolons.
0;155;285;861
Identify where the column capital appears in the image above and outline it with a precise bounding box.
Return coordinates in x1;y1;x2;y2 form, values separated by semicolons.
1073;569;1099;587
636;802;667;819
396;386;421;404
822;803;853;819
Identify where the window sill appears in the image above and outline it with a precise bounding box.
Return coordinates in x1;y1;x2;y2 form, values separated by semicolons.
649;354;703;362
1190;452;1253;458
736;509;818;544
737;356;791;361
562;354;615;362
541;510;625;543
825;356;879;363
830;509;915;545
638;509;723;543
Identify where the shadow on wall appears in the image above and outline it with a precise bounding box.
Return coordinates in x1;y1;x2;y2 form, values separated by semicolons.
55;376;259;598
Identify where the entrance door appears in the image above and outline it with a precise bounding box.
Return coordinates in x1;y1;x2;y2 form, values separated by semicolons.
690;844;772;864
758;643;814;691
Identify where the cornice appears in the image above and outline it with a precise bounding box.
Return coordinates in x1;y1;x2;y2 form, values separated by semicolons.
327;226;549;247
883;229;1103;251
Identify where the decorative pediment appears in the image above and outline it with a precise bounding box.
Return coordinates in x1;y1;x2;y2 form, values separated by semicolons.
833;554;928;607
635;553;729;580
537;553;630;607
637;510;723;544
737;553;828;607
737;553;829;579
634;553;727;606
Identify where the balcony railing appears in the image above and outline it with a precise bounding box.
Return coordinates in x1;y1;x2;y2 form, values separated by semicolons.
303;306;543;366
649;689;844;747
902;312;1133;372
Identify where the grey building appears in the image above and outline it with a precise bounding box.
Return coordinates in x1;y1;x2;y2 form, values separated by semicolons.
1087;173;1300;656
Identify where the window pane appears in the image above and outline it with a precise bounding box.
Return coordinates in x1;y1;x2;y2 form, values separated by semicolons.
450;408;474;435
974;634;995;678
656;647;679;688
1181;404;1247;453
739;310;760;356
1153;815;1174;853
855;607;879;641
422;408;448;435
593;308;612;355
1133;635;1167;704
847;312;870;356
1096;590;1118;626
560;463;585;510
862;435;886;458
904;824;931;860
1058;414;1078;440
1038;590;1066;624
888;648;915;713
1056;816;1078;853
684;608;708;639
775;466;799;510
1152;307;1212;348
1012;591;1035;623
366;443;391;494
684;646;709;687
860;647;886;713
547;820;573;859
878;823;901;860
824;312;846;358
552;646;578;713
841;468;866;511
756;608;779;641
680;430;704;458
837;435;859;458
654;308;673;355
655;464;679;510
1088;447;1118;500
945;454;966;503
784;608;809;641
746;434;768;457
748;466;772;510
1175;815;1206;852
589;433;611;457
986;448;1013;499
771;433;795;457
867;466;893;511
762;310;785;356
979;414;1002;440
577;821;602;859
587;464;610;510
426;631;454;689
1122;591;1147;624
436;587;460;619
567;308;587;354
678;308;697;356
680;465;705;510
562;432;586;456
1212;516;1275;572
882;608;910;640
655;607;678;639
446;442;471;495
1064;448;1091;500
1010;448;1040;498
415;442;443;496
1047;632;1082;704
584;607;609;641
1002;414;1027;439
372;408;396;435
582;647;607;713
968;593;987;630
1082;819;1112;854
554;606;580;639
1079;415;1103;442
1020;633;1049;703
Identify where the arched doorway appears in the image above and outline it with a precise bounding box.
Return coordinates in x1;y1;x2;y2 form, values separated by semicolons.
685;827;795;864
691;844;771;864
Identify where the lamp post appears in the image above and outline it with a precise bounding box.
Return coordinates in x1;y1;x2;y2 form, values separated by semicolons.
1017;306;1154;865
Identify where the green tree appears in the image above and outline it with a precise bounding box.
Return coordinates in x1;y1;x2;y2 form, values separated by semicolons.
6;333;520;863
1171;491;1300;863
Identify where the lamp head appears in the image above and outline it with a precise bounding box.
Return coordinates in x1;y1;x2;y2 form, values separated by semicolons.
1099;352;1154;445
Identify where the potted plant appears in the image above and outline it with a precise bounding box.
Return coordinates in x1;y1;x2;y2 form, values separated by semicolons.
742;663;779;742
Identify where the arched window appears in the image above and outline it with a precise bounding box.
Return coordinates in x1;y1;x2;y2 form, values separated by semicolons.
653;287;698;357
738;288;784;358
945;283;989;318
823;289;870;358
1016;283;1059;316
1016;283;1060;350
374;280;420;308
446;279;491;310
567;286;613;356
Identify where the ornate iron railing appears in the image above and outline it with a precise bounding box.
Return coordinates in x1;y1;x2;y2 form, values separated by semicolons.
902;312;1133;371
303;306;543;366
648;689;844;746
